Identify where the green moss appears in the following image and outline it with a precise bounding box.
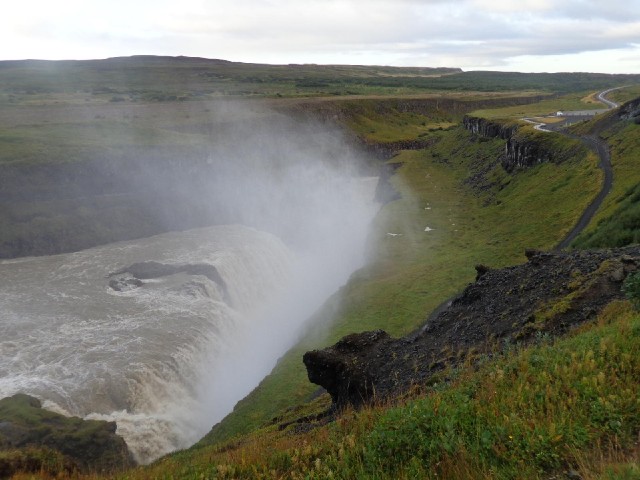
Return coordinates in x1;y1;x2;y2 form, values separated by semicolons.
0;394;132;472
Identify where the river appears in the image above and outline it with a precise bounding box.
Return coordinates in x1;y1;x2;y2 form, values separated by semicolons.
0;175;379;463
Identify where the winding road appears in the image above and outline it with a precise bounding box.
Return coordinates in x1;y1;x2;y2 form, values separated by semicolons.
418;88;622;330
554;88;619;250
596;87;621;109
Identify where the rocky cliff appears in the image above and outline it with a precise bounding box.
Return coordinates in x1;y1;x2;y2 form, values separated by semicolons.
463;115;568;172
618;97;640;123
0;394;134;473
304;247;640;409
462;115;518;139
502;135;555;171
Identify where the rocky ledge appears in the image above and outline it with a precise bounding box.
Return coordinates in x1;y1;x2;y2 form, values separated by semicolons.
304;247;640;410
618;97;640;123
463;115;567;172
0;394;134;474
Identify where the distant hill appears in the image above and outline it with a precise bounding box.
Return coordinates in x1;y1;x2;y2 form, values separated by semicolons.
1;56;639;100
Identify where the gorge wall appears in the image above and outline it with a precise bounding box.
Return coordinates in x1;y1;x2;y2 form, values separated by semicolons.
463;115;558;172
0;95;551;259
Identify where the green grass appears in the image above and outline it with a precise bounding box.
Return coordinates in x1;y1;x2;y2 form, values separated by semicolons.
116;302;640;480
610;85;640;104
572;116;640;248
470;91;608;119
464;88;640;251
1;58;639;106
196;113;600;448
342;302;640;479
0;121;207;166
0;72;633;479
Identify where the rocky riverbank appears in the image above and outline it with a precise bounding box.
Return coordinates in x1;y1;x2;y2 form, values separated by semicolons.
0;394;134;475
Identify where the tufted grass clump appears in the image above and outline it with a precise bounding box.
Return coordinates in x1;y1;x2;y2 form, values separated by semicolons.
341;301;640;479
120;301;640;480
623;272;640;311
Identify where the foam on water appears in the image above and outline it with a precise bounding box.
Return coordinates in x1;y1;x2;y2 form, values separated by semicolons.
0;173;380;464
0;225;293;463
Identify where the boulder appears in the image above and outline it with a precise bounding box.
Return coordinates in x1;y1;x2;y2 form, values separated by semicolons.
0;393;134;473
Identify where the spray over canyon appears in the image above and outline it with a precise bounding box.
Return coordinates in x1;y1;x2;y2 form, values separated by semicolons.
0;102;380;463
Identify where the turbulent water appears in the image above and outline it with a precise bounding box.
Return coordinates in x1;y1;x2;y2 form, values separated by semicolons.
0;178;378;463
0;225;294;461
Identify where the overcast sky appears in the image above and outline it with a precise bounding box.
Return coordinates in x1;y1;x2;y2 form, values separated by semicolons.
2;0;639;73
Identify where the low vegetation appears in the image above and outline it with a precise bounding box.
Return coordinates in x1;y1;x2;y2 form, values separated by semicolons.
104;302;640;480
1;58;639;477
572;119;640;248
1;58;639;104
199;102;601;447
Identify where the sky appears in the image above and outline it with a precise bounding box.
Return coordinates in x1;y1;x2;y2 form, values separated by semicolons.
2;0;639;73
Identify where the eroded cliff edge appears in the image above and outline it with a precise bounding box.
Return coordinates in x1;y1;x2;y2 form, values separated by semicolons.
0;394;134;475
304;247;640;409
462;115;578;172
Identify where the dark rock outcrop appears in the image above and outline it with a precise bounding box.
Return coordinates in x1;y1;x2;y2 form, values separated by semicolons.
304;247;640;410
0;394;134;473
303;330;393;409
618;96;640;122
502;135;553;171
108;261;230;302
463;115;557;172
357;137;438;161
462;116;518;140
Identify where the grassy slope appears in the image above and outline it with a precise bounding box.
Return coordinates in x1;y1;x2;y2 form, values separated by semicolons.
1;58;639;105
197;100;600;447
470;91;606;119
572;118;640;248
2;73;636;477
467;88;640;250
119;91;638;480
126;302;640;480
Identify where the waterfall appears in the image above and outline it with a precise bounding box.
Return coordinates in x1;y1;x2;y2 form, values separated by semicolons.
0;104;381;464
0;225;294;463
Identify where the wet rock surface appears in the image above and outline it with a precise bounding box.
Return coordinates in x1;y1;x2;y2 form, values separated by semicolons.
108;261;230;302
304;247;640;409
0;393;134;473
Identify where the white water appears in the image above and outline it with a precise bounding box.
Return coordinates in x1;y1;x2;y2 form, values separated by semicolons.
0;102;381;463
0;179;378;463
0;225;293;462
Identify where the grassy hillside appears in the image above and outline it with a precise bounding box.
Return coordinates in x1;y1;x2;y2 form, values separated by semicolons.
2;62;640;478
7;91;626;479
1;57;639;104
197;104;600;447
0;93;563;259
140;92;639;480
572;116;640;248
125;302;640;480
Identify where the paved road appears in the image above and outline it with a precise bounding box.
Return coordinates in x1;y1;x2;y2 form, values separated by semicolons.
554;88;619;250
419;88;621;330
596;87;621;109
554;133;613;249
